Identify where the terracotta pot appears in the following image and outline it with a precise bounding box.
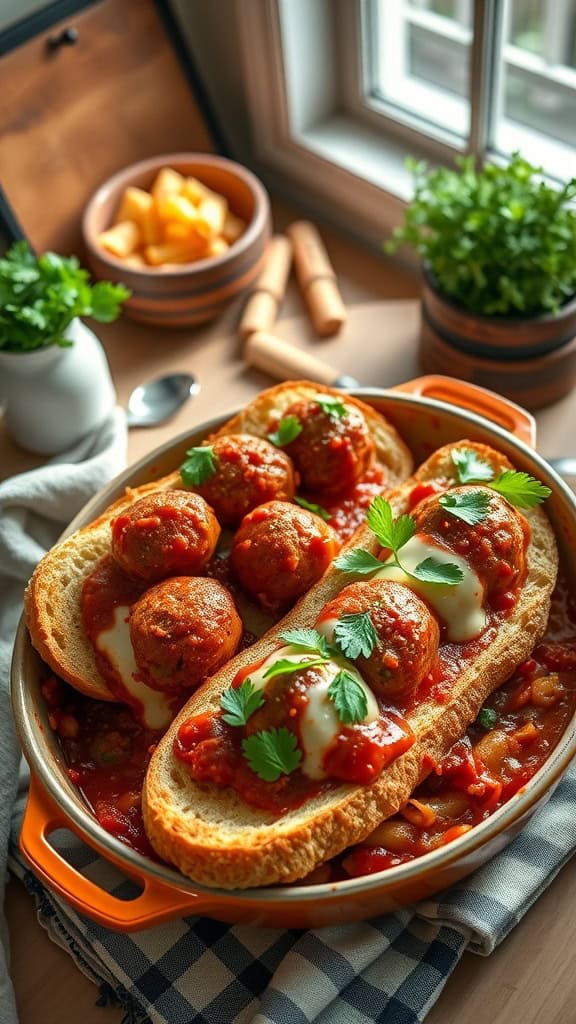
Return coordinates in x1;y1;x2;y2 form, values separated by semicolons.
419;269;576;409
11;376;576;930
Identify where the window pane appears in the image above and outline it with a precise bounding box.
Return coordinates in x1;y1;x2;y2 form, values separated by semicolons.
493;0;576;177
365;0;472;141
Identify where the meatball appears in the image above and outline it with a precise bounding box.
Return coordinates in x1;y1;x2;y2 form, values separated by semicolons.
411;485;529;599
130;576;242;691
111;490;220;583
317;579;439;697
280;397;374;496
231;500;340;613
195;434;297;527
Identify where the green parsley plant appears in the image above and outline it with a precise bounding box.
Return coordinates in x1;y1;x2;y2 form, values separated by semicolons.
386;153;576;316
0;241;130;352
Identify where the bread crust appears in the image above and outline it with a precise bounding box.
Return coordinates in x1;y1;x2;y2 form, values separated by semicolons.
142;441;558;889
24;381;413;701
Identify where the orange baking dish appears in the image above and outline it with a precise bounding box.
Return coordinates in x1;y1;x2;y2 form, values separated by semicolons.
11;377;576;930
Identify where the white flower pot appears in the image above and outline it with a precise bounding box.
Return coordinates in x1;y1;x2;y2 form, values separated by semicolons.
0;319;116;454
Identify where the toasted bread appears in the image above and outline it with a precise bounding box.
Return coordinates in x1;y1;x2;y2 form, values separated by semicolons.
142;441;558;889
24;382;413;701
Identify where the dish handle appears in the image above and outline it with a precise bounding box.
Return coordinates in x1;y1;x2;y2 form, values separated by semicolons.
19;774;207;931
392;375;536;447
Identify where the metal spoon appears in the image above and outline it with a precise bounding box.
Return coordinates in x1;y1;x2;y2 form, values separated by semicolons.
126;373;200;428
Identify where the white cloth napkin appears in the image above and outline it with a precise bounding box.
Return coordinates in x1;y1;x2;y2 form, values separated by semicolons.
0;408;127;1024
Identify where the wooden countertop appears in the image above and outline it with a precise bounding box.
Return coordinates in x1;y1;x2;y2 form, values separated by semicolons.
6;220;576;1024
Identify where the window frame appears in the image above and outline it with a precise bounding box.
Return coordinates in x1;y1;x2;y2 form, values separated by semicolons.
236;0;576;255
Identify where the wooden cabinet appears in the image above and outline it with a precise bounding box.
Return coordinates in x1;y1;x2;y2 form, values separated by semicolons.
0;0;216;253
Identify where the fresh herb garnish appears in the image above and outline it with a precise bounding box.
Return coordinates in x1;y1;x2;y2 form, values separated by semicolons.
335;496;464;586
242;727;302;781
327;670;369;724
0;242;130;352
220;680;265;727
476;707;498;730
332;548;384;576
278;628;331;657
451;449;550;508
267;415;302;447
451;448;495;484
294;496;331;521
313;393;347;418
180;445;218;487
262;656;328;681
489;470;551;508
333;612;378;660
438;490;492;526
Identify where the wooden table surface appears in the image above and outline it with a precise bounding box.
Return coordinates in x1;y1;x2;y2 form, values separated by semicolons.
5;217;576;1024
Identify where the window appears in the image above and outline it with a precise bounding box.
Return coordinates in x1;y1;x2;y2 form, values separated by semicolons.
236;0;576;250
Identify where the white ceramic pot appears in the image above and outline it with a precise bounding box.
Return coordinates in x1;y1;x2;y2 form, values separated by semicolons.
0;318;116;455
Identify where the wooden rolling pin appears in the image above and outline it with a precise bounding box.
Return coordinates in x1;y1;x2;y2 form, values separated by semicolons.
245;330;359;387
288;220;347;337
238;234;293;340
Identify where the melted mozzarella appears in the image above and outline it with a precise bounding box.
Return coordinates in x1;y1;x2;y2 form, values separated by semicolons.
95;606;173;729
245;645;378;780
377;536;486;642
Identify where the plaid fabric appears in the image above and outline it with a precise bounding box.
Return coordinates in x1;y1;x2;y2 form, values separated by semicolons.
9;762;576;1024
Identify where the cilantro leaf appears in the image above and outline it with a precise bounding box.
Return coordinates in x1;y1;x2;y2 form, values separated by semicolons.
451;448;495;484
333;612;378;660
220;680;265;727
411;557;464;585
313;393;347;418
180;445;217;487
278;628;330;657
327;670;369;724
489;470;551;508
267;415;302;447
242;727;302;781
367;496;415;551
334;548;383;576
263;656;328;681
476;707;498;730
438;490;491;526
89;281;131;322
294;495;331;521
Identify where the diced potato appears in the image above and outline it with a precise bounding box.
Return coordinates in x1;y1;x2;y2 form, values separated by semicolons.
114;186;154;228
98;220;140;258
97;165;246;270
195;193;227;240
182;176;209;205
144;241;201;266
122;253;146;269
207;237;230;257
140;204;163;246
157;193;199;227
150;167;185;202
222;210;246;244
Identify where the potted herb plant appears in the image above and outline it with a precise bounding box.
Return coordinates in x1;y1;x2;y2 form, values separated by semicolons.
0;242;129;453
386;153;576;408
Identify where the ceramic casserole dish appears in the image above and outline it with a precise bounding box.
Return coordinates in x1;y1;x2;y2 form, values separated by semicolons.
11;375;576;931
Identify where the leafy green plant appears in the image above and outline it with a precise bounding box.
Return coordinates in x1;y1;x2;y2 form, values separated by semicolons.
0;241;130;352
386;153;576;316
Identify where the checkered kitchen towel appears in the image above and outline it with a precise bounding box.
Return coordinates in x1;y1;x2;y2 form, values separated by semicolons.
8;764;576;1024
4;410;576;1024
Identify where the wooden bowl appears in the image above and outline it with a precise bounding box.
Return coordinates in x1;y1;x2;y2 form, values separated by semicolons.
82;153;271;328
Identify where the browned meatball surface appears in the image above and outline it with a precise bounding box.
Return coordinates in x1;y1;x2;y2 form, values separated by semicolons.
195;434;297;527
111;490;220;583
280;397;375;496
130;577;242;691
317;579;439;697
231;500;340;613
411;485;529;599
